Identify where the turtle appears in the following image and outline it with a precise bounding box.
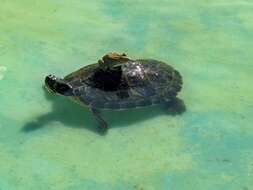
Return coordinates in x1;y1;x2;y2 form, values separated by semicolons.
44;52;184;133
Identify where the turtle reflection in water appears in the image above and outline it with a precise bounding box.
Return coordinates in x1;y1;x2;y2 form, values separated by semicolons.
45;52;185;133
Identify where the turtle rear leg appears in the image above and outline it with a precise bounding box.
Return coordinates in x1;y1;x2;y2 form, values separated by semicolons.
162;97;186;115
90;107;108;134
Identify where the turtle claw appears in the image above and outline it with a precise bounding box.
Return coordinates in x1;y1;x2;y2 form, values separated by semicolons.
97;123;108;135
91;107;108;134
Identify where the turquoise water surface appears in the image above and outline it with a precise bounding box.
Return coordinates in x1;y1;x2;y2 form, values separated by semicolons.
0;0;253;189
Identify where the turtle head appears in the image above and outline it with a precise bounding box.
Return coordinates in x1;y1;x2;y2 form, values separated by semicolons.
44;75;73;96
98;52;130;71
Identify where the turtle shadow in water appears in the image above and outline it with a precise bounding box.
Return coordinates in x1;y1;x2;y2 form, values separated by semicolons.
21;90;186;135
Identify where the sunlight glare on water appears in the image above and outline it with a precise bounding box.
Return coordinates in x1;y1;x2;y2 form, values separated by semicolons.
0;66;7;80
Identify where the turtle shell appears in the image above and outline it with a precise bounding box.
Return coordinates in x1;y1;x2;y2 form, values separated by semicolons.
64;59;182;110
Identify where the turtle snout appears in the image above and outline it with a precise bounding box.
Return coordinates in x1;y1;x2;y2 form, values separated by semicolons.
45;75;57;92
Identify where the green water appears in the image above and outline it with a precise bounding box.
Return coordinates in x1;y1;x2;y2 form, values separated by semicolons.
0;0;253;189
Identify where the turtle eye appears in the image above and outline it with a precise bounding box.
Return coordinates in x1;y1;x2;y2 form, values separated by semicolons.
47;75;56;80
45;75;56;87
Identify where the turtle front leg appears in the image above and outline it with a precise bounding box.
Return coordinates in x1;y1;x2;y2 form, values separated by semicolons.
90;107;108;134
163;97;186;115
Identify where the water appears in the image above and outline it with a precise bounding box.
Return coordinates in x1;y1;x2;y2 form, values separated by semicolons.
0;0;253;189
